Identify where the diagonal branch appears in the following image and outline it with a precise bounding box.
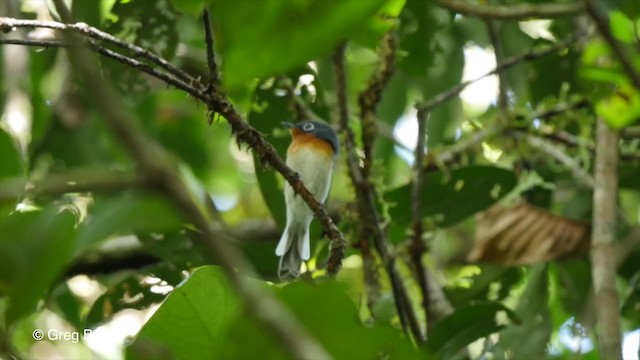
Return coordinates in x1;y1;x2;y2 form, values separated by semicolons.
434;0;583;20
50;1;330;359
416;36;578;114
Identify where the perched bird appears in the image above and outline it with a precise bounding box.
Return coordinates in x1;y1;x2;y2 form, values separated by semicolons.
276;120;339;279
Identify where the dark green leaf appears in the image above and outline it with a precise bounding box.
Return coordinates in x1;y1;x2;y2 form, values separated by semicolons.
386;166;517;230
428;301;520;359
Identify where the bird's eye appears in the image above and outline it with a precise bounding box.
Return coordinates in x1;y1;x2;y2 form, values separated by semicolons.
302;123;315;131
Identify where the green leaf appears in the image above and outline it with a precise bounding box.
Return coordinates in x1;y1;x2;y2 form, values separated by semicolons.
427;301;520;359
0;207;77;324
221;281;419;359
76;192;186;248
212;0;387;91
386;166;517;230
610;10;635;44
128;266;241;360
596;84;640;129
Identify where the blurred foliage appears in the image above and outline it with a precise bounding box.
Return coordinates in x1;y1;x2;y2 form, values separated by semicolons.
0;0;639;359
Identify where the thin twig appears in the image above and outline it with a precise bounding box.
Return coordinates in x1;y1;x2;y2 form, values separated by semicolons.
411;107;431;336
416;36;578;114
50;1;331;359
201;9;219;89
590;118;622;359
434;0;583;20
582;0;640;90
332;43;424;343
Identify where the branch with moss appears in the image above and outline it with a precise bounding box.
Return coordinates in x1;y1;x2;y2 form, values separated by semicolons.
358;32;397;177
434;0;583;20
49;2;331;359
333;43;424;343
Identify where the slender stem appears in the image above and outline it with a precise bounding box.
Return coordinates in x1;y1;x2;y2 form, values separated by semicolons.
201;9;219;89
411;107;431;335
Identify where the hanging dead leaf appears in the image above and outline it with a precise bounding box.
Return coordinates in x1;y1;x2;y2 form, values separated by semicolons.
468;202;590;265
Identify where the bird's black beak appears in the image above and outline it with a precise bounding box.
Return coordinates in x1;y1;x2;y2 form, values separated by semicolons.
281;121;296;129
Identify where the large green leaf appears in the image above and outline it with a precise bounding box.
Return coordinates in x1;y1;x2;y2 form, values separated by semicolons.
0;207;77;324
211;0;387;91
221;281;420;359
386;166;517;230
128;266;240;360
427;301;520;359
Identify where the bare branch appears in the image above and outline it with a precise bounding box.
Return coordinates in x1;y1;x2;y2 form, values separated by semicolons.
590;118;622;359
332;43;424;343
582;0;640;90
50;1;331;358
434;0;583;20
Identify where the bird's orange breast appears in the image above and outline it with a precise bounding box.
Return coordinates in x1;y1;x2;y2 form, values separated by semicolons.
288;129;335;158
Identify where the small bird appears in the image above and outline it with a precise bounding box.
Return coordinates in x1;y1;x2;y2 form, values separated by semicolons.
276;120;339;279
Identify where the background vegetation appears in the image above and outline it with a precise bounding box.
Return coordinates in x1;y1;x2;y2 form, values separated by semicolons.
0;0;638;359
